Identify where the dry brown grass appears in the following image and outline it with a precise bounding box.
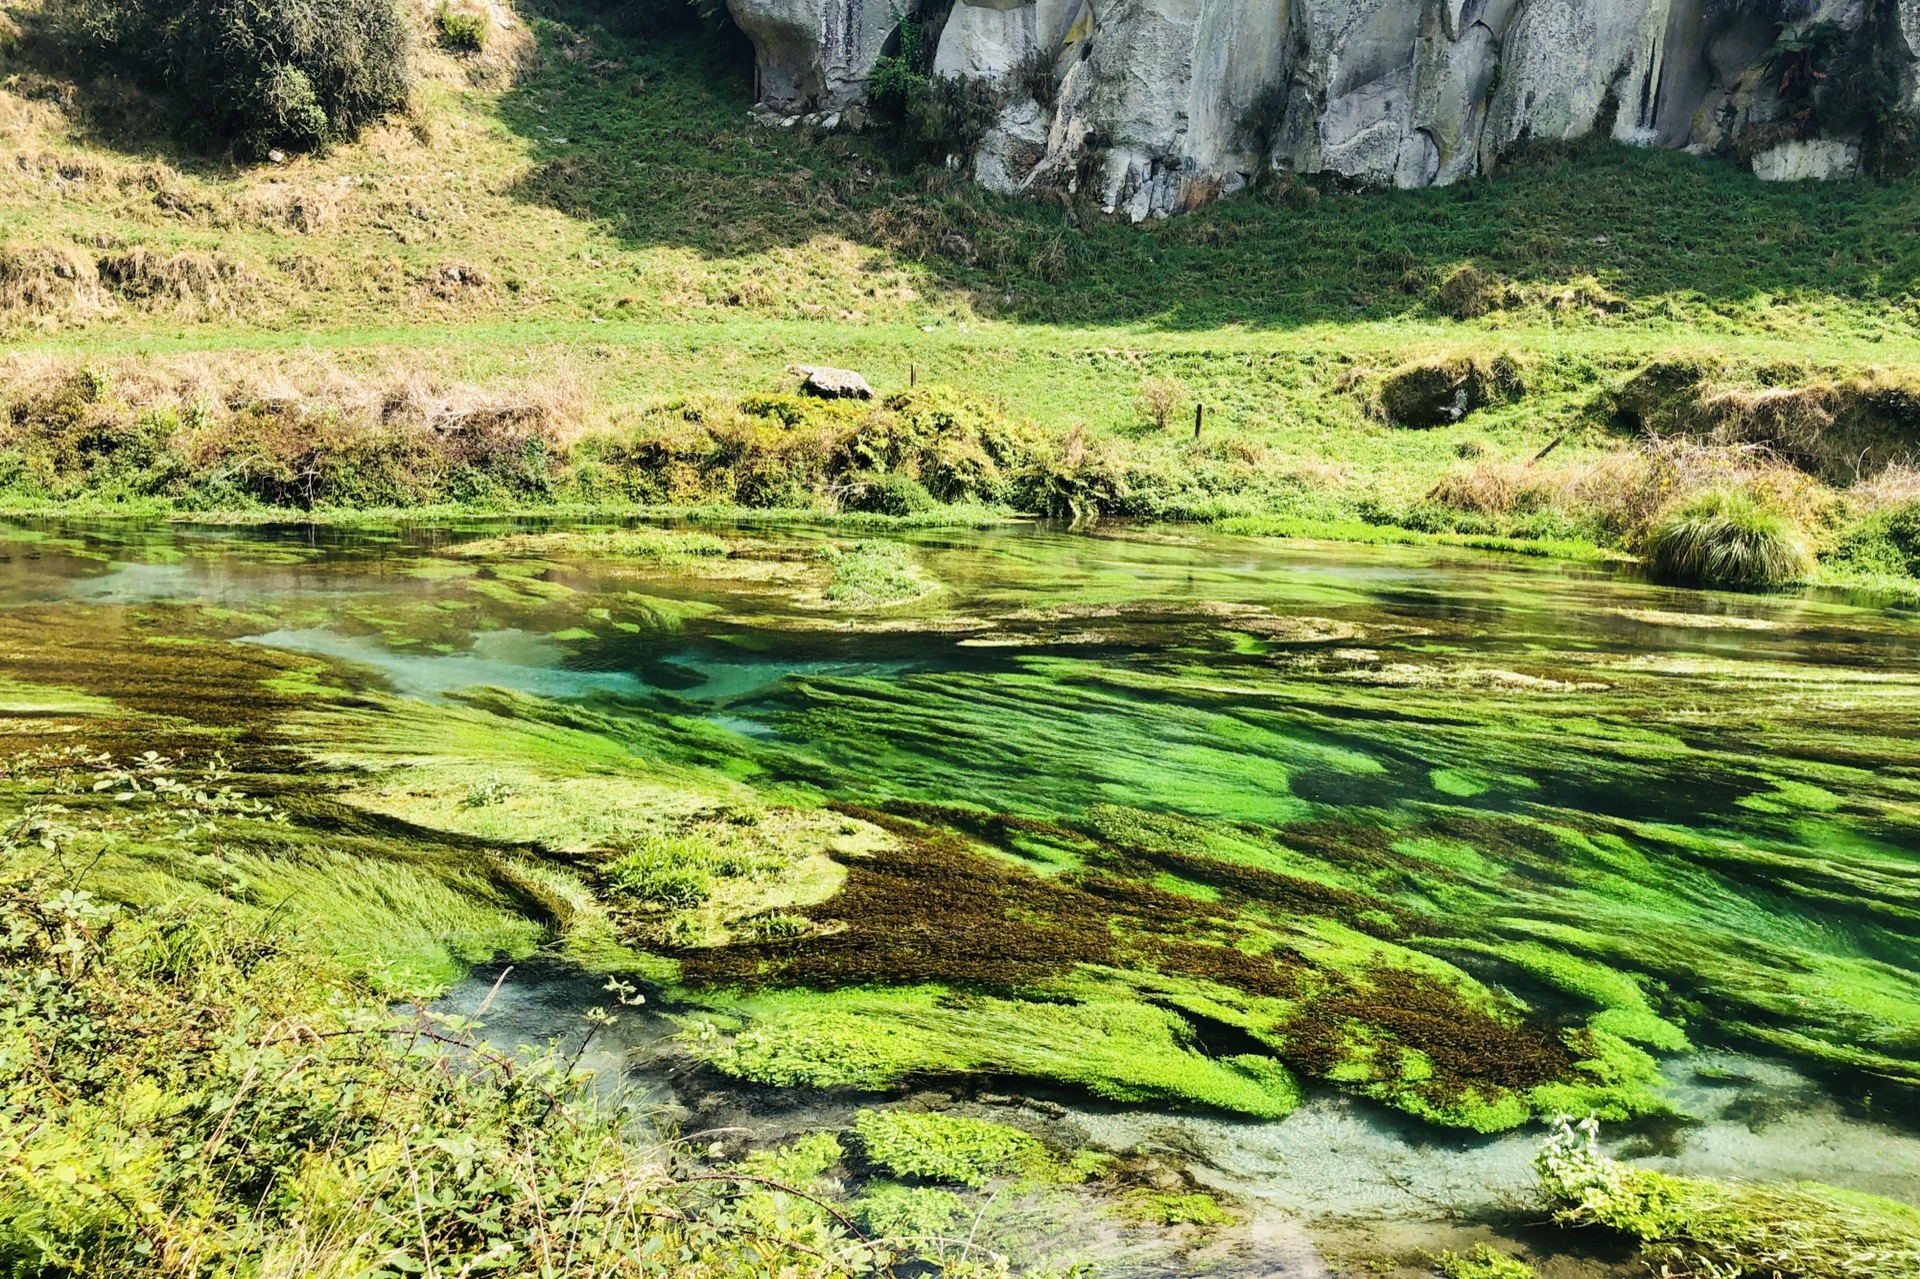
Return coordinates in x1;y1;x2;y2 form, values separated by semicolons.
0;239;110;321
1613;359;1920;483
1431;436;1835;545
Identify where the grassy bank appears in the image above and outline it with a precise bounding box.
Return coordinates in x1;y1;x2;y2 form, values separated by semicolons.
2;0;1920;593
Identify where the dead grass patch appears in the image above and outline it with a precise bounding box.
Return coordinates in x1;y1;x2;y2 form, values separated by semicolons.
1613;359;1920;483
96;248;259;317
0;240;112;323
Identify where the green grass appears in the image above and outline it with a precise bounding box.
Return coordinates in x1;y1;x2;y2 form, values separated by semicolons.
1;0;1919;593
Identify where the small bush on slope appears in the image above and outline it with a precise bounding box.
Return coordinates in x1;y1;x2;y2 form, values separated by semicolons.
62;0;413;157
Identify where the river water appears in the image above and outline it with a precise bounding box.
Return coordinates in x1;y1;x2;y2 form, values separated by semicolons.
2;517;1916;1275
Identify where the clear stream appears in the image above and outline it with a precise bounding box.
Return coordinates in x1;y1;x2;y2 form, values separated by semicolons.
4;518;1918;1274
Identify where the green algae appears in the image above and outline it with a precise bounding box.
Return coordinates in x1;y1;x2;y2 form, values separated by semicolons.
0;520;1916;1143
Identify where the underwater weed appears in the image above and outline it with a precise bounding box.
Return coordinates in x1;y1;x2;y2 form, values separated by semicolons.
1643;488;1813;589
1431;1244;1535;1279
853;1110;1052;1187
1537;1117;1920;1279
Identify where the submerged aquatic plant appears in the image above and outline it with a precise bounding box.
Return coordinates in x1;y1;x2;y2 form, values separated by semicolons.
819;539;933;607
1536;1117;1920;1279
1431;1244;1534;1279
853;1110;1054;1188
1643;488;1813;588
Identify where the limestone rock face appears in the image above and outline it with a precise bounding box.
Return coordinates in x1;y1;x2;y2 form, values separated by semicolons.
725;0;1920;213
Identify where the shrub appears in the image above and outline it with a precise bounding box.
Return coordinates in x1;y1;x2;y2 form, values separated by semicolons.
1643;488;1813;589
1133;376;1188;431
843;471;937;515
1832;498;1920;580
435;3;487;52
65;0;414;158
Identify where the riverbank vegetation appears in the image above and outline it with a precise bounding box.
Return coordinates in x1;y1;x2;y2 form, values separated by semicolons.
2;0;1920;592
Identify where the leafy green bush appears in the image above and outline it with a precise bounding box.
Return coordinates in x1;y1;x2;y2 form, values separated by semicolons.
1833;499;1920;580
435;3;487;52
1643;488;1813;589
853;1110;1052;1187
65;0;413;157
844;472;938;515
853;1182;963;1239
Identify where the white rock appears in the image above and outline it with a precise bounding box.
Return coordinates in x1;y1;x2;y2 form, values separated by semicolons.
1752;139;1863;183
787;364;875;399
726;0;1920;207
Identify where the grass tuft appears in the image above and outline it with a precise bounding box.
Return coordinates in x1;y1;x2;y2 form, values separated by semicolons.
1643;488;1813;589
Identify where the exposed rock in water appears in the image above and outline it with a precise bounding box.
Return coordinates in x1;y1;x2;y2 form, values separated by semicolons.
725;0;1920;216
789;363;876;399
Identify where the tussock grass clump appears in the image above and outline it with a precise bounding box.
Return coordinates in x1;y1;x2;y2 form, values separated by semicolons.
1613;359;1920;483
0;240;110;321
1643;488;1813;589
1538;1118;1920;1279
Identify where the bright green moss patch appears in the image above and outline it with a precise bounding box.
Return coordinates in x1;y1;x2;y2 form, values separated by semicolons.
819;540;936;608
853;1110;1052;1187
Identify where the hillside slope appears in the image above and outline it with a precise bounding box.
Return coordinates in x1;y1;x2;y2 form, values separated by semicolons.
0;0;1919;592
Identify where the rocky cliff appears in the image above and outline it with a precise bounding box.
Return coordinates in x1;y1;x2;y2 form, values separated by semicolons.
727;0;1920;216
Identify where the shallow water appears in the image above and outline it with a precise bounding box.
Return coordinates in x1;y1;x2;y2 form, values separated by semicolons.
3;517;1918;1273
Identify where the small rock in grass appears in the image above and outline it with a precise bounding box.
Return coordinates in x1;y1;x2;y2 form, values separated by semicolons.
788;363;874;400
